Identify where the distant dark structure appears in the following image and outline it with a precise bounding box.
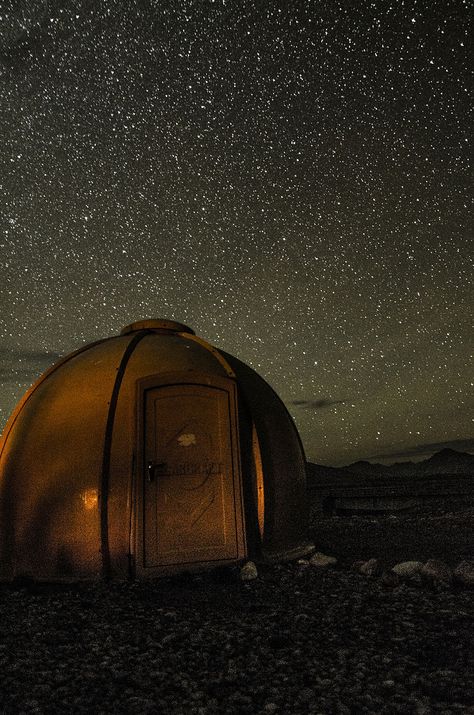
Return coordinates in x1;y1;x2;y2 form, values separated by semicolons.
0;319;313;580
307;451;474;516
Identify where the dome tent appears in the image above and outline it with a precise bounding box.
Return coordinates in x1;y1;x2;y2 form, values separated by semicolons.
0;320;314;580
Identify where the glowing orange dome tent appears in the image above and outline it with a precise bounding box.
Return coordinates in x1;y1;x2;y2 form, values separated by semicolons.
0;320;313;580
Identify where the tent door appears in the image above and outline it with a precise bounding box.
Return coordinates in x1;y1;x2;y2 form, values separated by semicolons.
139;376;246;570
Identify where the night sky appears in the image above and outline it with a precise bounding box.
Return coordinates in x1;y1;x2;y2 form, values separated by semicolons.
0;1;472;466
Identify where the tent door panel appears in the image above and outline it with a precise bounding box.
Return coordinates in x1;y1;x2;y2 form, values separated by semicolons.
143;382;243;567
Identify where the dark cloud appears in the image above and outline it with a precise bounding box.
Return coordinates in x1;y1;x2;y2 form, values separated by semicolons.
292;398;347;410
369;438;474;461
0;348;61;361
0;369;44;382
0;348;62;383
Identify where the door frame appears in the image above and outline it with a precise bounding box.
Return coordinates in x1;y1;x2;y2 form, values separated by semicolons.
133;371;247;577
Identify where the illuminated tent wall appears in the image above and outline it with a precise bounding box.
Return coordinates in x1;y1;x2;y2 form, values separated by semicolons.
0;320;313;580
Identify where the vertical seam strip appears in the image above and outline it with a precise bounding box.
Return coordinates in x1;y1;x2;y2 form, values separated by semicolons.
178;333;236;377
100;331;149;577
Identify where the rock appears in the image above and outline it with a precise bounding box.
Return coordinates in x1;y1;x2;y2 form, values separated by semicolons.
309;552;337;568
414;700;431;715
359;558;382;577
392;561;423;579
240;561;258;581
420;559;452;585
298;687;316;703
380;570;400;587
453;561;474;586
351;560;366;572
297;559;310;566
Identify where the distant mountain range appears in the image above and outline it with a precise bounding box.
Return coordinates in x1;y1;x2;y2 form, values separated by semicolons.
307;449;474;481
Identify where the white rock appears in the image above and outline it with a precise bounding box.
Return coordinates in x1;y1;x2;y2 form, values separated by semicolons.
392;561;423;578
240;561;258;581
309;552;337;568
453;561;474;586
421;559;452;584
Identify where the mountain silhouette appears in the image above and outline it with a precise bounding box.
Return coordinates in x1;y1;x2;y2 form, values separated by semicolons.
336;448;474;477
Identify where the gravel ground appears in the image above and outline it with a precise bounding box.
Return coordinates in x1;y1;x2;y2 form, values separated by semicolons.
309;506;474;567
1;510;473;714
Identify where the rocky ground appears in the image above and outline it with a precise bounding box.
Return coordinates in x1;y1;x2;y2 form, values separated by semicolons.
309;505;474;567
0;507;473;714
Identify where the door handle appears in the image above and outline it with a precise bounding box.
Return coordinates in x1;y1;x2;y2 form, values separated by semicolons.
147;461;167;482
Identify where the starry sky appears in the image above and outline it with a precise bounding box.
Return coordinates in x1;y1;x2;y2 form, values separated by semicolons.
0;1;472;466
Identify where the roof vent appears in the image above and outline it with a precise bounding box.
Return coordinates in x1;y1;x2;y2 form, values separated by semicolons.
120;319;195;335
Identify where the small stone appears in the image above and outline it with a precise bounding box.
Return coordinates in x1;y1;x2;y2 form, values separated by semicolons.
414;698;431;715
298;687;315;703
336;706;351;715
359;558;382;577
392;561;423;578
240;561;258;581
453;561;474;586
264;703;278;713
294;613;310;623
380;570;400;587
351;560;366;572
309;552;337;568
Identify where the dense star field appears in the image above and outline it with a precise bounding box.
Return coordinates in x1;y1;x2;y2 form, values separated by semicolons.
0;1;471;465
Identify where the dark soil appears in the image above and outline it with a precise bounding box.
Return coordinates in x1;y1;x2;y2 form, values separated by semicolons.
0;507;473;714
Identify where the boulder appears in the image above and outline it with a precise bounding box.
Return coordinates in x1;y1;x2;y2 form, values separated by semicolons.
420;559;452;585
453;561;474;586
392;561;423;579
351;560;366;573
309;552;337;568
240;561;258;581
359;558;382;578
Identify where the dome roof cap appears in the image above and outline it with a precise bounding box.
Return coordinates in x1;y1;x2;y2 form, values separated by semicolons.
120;319;195;336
